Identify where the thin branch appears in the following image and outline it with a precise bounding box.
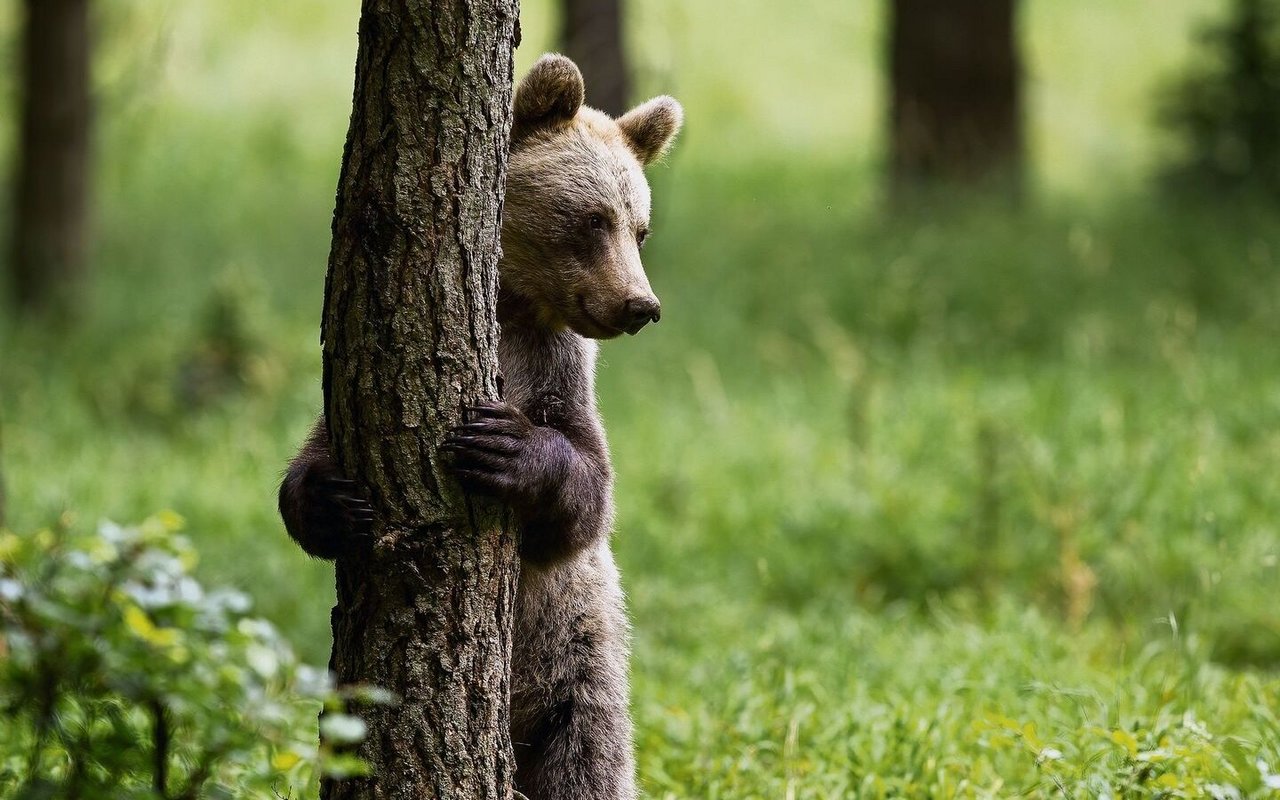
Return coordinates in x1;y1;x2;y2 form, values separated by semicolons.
150;697;171;798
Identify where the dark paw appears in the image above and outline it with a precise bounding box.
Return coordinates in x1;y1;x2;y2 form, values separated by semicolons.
297;473;376;559
442;401;534;501
317;476;376;537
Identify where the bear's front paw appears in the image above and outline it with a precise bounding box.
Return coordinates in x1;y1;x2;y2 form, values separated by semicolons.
443;401;545;505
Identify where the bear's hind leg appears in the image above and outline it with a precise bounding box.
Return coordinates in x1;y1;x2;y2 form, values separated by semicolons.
514;694;636;800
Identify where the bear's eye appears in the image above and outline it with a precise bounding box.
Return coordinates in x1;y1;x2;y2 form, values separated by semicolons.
636;228;650;247
587;213;607;231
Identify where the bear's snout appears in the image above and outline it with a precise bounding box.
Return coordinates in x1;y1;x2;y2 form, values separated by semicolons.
621;296;661;335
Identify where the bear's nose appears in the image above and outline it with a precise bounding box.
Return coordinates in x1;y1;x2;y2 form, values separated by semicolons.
623;296;661;335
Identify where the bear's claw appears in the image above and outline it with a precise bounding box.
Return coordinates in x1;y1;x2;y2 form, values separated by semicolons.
313;476;376;536
444;401;535;503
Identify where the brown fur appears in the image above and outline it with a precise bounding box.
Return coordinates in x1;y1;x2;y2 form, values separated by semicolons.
279;54;681;800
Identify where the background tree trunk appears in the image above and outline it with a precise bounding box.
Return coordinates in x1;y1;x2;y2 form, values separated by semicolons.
560;0;630;116
0;422;6;528
10;0;92;315
320;2;520;798
888;0;1023;196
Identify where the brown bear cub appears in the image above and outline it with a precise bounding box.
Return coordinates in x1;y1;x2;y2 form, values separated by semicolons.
278;54;682;800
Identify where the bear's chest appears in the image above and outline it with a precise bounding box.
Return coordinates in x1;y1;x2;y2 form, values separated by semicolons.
497;324;598;427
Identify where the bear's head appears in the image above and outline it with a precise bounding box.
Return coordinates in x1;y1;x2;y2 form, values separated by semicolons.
502;54;683;339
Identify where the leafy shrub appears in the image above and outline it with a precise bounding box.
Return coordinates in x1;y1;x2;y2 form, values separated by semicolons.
1159;0;1280;199
0;513;377;798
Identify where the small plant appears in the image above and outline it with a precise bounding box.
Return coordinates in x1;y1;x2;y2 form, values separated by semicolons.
0;513;381;798
176;265;281;410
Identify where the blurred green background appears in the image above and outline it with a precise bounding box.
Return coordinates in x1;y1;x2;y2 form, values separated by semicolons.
3;0;1280;796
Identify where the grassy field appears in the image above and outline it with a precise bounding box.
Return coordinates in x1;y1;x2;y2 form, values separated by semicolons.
4;0;1280;796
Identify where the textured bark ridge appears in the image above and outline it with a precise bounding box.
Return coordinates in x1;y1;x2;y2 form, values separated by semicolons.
320;2;521;798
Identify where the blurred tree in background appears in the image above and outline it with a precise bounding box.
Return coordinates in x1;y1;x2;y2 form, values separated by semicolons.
887;0;1023;198
1159;0;1280;200
8;0;92;317
560;0;631;116
0;424;6;527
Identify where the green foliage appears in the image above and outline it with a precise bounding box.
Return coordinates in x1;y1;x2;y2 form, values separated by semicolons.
1159;0;1280;198
0;514;377;798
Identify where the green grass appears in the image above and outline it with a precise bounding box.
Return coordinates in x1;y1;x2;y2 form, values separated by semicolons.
4;0;1280;796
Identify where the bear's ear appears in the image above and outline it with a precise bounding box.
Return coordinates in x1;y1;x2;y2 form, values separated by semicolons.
512;54;585;142
617;96;684;166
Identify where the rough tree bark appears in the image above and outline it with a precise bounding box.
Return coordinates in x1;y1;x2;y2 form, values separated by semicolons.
9;0;92;315
560;0;630;116
888;0;1023;196
320;2;520;799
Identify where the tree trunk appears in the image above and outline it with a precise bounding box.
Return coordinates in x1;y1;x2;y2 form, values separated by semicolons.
320;2;520;799
888;0;1023;195
10;0;92;315
560;0;630;116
